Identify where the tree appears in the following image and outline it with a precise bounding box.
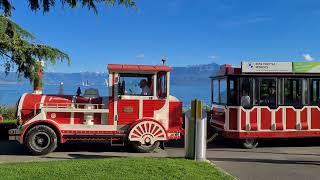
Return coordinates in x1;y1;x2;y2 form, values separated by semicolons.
0;0;135;89
0;16;70;90
0;0;136;16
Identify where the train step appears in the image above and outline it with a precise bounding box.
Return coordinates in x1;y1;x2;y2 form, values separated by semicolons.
110;138;125;147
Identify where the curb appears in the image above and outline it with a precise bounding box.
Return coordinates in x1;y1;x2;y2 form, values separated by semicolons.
207;160;237;180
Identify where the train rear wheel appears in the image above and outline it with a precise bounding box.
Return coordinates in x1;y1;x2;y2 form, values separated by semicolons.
128;120;166;153
241;138;258;149
25;125;58;155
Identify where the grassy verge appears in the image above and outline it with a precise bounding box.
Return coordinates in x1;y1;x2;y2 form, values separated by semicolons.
0;105;16;124
0;157;233;179
1;119;16;124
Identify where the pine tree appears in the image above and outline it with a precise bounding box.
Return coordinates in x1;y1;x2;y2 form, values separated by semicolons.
0;0;135;88
0;0;136;16
0;16;70;86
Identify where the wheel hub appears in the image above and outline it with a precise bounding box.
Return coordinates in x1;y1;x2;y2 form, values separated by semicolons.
37;138;44;144
145;137;151;144
142;134;154;145
32;132;50;149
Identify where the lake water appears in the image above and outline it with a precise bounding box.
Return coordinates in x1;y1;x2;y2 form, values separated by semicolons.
0;83;211;107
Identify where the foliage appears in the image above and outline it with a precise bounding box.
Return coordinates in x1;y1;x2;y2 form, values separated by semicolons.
0;0;136;16
0;16;70;83
0;157;234;179
0;0;135;84
1;119;16;123
0;105;16;120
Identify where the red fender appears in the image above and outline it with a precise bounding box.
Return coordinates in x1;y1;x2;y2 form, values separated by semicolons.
19;119;63;144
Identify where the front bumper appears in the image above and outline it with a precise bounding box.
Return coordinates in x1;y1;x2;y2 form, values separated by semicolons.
8;128;21;141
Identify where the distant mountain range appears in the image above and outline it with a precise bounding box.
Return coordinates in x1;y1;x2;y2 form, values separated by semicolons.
171;63;220;85
0;63;220;86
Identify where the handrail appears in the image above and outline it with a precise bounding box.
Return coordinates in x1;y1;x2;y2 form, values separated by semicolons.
33;102;108;116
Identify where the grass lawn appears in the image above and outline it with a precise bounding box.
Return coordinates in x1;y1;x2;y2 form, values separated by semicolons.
0;157;233;180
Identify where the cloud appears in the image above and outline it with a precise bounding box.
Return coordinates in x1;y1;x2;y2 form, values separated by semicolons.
223;16;272;27
136;53;145;59
302;54;315;61
208;55;218;59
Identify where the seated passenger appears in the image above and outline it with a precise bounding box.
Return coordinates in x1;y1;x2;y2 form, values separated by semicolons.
241;91;251;108
267;87;276;106
139;79;152;96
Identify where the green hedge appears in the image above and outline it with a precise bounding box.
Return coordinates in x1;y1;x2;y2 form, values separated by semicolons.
0;105;16;121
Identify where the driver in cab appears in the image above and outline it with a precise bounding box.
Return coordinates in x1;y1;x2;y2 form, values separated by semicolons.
139;79;152;96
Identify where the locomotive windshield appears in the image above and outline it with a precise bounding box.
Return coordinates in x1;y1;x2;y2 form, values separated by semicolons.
118;74;153;96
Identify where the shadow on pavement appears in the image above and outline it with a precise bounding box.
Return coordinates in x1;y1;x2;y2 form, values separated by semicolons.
2;137;320;156
0;141;129;156
0;141;29;155
206;137;320;149
208;148;320;157
42;153;120;160
56;142;128;153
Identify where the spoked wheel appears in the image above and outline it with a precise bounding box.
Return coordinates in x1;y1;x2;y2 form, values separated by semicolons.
241;138;258;149
25;125;58;155
128;120;166;153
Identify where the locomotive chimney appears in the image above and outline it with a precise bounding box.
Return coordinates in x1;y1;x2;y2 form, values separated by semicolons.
33;60;44;94
161;59;166;65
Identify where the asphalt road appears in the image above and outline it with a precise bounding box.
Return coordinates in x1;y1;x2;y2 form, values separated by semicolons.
1;139;320;180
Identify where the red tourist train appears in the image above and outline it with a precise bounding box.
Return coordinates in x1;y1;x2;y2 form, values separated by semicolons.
209;61;320;148
9;64;183;155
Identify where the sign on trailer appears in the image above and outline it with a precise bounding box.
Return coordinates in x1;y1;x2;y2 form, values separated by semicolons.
293;62;320;73
242;61;292;73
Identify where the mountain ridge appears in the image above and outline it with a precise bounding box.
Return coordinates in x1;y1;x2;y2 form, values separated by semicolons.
0;63;220;85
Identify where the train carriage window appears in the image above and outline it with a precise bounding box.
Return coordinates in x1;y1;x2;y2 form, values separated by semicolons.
220;79;227;104
311;79;320;105
278;78;284;105
240;78;252;109
284;79;303;106
258;79;277;108
157;72;167;99
302;79;308;105
228;78;238;105
212;78;228;105
212;80;219;103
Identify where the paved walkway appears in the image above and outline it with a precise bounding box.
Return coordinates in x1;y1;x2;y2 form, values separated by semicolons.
1;139;320;180
0;141;169;163
166;139;320;180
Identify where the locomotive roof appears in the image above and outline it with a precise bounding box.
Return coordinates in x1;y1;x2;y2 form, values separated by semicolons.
107;64;172;72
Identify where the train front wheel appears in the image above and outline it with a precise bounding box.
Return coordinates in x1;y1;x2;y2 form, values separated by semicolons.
25;125;58;155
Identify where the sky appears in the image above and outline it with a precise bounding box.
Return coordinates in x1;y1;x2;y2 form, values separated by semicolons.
7;0;320;73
